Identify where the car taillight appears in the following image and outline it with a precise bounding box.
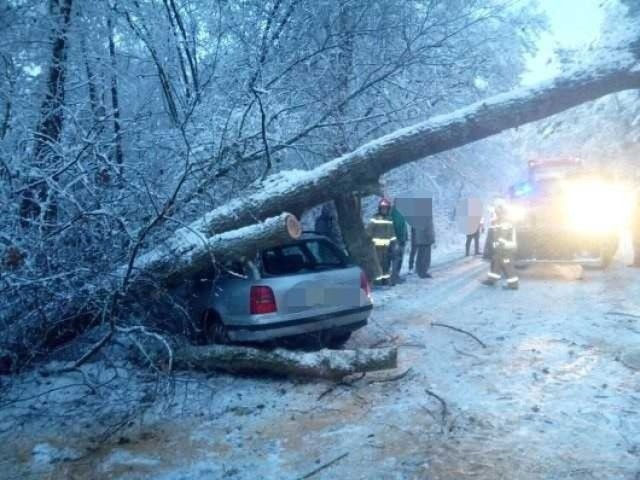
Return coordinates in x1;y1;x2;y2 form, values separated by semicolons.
360;270;371;298
250;286;277;314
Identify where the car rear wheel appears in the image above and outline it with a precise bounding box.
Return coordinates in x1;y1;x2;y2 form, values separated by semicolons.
326;331;351;349
202;310;229;345
600;236;619;269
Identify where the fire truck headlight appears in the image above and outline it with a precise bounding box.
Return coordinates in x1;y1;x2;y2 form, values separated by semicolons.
564;181;633;234
506;205;526;222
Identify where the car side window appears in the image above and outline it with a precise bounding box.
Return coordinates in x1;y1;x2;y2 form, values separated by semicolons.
306;240;344;266
261;239;348;276
281;245;305;257
262;245;307;275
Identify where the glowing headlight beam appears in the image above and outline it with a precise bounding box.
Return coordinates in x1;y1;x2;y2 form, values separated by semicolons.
506;205;527;223
563;180;633;234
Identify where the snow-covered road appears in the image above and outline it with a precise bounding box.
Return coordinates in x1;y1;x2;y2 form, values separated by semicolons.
3;243;640;479
364;253;640;479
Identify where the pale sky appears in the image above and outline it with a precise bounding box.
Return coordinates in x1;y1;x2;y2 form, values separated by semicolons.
522;0;606;85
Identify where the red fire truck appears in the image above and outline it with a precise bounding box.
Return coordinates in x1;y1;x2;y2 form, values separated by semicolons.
501;159;630;267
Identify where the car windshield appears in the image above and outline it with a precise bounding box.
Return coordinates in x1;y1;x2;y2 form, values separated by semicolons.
260;239;348;276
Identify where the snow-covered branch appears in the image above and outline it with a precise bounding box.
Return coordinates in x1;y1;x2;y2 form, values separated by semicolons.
185;54;640;239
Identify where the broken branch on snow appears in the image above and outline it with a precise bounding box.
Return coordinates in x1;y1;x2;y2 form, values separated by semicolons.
164;344;398;380
431;322;487;348
298;452;350;480
425;387;448;427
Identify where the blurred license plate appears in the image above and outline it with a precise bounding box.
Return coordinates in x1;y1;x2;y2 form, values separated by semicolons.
289;285;360;308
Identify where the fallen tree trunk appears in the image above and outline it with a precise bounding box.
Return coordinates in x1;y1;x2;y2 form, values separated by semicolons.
76;52;640;311
181;53;640;239
108;55;640;291
125;212;301;288
0;213;301;373
167;344;398;380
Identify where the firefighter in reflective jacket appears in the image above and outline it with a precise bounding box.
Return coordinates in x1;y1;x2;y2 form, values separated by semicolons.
482;202;519;290
367;198;396;283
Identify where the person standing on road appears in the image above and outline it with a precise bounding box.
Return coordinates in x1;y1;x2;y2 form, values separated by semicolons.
389;201;408;285
411;213;436;279
466;217;484;256
482;201;519;289
367;198;396;284
455;197;484;257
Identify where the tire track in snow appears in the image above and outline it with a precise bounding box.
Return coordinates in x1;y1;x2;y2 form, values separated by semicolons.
418;257;488;312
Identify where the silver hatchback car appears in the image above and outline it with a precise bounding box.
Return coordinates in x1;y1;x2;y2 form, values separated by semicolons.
195;234;373;346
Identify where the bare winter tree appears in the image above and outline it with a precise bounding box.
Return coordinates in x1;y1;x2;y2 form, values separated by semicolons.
19;0;74;228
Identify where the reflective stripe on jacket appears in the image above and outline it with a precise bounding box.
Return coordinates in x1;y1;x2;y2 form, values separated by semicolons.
368;214;396;246
492;222;517;251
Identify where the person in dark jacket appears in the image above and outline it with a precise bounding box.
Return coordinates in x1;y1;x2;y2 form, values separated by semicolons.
410;215;435;279
315;202;342;247
389;202;408;285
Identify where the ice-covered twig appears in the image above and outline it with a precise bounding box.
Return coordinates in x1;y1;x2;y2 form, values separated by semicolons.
431;322;487;348
298;452;349;480
425;387;448;427
367;367;413;384
117;326;174;373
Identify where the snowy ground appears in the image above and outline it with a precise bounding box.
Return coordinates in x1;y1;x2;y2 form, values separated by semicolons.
2;236;640;479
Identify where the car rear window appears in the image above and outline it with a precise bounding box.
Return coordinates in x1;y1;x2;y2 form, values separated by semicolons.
261;239;348;276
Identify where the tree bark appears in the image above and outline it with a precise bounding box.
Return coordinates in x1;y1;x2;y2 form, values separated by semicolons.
0;54;13;141
125;212;301;289
19;0;73;227
81;34;100;120
107;15;124;173
183;54;640;240
166;344;398;380
329;2;382;278
0;213;301;373
335;193;381;282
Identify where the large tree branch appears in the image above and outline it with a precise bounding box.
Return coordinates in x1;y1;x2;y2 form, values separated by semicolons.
185;53;640;238
126;212;301;288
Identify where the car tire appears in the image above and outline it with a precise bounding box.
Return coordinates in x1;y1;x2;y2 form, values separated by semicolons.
326;331;351;349
202;310;229;345
600;236;619;269
600;251;615;269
